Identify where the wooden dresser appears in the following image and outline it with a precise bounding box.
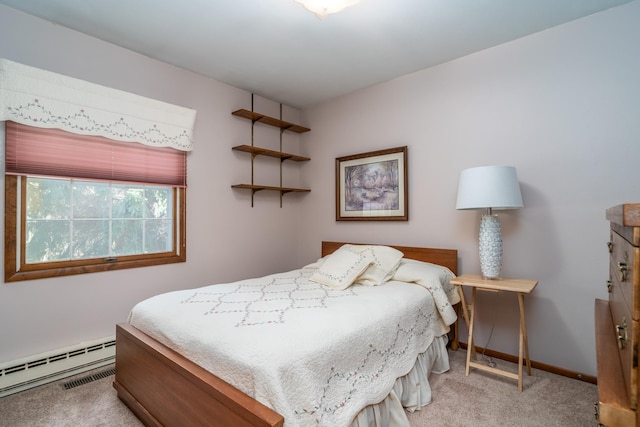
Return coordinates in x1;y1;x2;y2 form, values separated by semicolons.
596;203;640;426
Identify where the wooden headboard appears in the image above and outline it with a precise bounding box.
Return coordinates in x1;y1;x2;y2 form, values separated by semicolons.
321;241;458;275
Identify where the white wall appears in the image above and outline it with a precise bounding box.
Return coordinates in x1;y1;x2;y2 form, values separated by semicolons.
0;6;309;363
298;1;640;376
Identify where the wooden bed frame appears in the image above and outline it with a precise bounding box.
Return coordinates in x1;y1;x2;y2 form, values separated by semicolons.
113;241;458;427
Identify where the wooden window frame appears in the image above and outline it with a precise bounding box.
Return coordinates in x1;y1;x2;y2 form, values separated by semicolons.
4;175;186;282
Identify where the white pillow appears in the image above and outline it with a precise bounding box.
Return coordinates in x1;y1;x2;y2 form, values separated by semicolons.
392;257;454;282
309;245;374;290
391;258;459;303
348;245;404;286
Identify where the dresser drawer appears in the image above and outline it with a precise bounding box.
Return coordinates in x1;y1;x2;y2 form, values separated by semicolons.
609;296;638;409
609;230;639;321
595;299;636;427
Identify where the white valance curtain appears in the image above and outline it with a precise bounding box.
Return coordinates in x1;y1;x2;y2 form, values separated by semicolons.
0;58;196;151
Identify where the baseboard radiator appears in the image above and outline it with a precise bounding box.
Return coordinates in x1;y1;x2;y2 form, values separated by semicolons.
0;336;115;397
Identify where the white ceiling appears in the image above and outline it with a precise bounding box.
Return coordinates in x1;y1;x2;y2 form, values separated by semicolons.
0;0;634;108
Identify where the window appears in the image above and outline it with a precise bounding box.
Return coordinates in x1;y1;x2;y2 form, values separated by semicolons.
26;178;175;262
1;59;196;282
4;122;187;282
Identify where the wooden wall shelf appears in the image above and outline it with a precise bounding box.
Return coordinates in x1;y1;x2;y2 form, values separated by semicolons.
232;145;310;162
231;184;311;194
232;109;310;133
231;102;310;207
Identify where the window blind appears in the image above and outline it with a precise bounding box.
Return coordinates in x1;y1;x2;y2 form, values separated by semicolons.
5;121;187;187
0;58;196;151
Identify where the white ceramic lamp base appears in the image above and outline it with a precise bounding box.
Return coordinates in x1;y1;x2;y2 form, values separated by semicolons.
479;214;502;279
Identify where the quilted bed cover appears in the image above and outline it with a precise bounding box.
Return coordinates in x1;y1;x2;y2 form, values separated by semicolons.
128;264;459;427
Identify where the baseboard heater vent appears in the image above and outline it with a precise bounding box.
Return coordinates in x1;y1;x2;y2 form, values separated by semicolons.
61;366;116;390
0;336;115;397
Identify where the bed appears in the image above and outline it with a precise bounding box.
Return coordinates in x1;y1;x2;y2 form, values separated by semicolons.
114;241;459;427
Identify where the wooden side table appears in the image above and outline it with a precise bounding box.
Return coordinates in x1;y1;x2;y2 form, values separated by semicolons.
450;274;538;392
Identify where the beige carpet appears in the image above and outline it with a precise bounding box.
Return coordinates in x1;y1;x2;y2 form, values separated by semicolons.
0;349;597;426
407;349;598;426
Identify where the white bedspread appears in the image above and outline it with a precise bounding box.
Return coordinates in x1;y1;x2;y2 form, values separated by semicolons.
128;267;457;427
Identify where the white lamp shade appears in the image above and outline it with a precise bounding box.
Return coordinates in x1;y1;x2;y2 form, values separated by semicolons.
456;166;523;210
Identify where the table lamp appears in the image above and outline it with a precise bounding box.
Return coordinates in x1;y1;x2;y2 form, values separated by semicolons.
456;166;523;279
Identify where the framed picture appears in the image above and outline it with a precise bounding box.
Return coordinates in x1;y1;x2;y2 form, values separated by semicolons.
336;146;408;221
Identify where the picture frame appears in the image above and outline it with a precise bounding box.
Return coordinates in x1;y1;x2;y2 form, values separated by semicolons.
336;146;408;221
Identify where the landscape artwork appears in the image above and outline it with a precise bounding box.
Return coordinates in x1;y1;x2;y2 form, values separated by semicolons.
344;160;399;211
336;146;408;221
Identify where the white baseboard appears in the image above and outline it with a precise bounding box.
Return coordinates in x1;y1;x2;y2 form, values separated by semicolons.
0;337;115;397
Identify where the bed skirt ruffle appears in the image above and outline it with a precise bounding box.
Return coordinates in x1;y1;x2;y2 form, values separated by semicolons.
350;335;450;427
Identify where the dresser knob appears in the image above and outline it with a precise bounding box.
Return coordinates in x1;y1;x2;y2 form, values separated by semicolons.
607;280;612;293
618;262;628;282
607;241;613;253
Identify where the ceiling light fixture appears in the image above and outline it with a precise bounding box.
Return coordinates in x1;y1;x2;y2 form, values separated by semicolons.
293;0;361;19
